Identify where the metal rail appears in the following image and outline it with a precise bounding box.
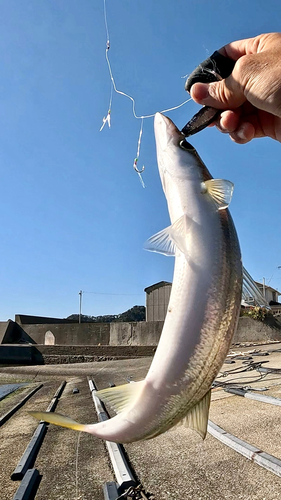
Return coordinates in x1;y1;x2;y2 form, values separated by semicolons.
208;420;281;477
225;387;281;406
11;381;66;481
88;378;136;493
103;481;120;500
12;469;39;500
11;423;47;481
0;384;43;427
258;366;281;374
45;380;66;412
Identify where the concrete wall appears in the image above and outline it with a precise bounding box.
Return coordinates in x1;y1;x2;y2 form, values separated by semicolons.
233;316;281;343
0;345;44;364
0;344;155;365
2;317;281;348
1;318;281;365
0;320;36;345
110;321;164;346
22;323;110;345
0;322;10;344
111;317;281;346
16;321;163;346
15;314;76;325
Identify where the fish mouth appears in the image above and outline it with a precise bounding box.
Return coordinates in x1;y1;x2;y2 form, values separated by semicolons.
154;112;182;150
154;113;194;152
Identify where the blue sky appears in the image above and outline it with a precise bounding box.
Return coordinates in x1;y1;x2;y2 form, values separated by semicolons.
1;0;281;320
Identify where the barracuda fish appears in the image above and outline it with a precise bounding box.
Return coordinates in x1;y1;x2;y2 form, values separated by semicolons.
30;112;244;443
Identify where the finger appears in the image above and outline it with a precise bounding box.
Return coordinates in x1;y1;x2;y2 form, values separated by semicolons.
216;110;241;133
217;35;260;61
228;110;276;143
218;33;281;61
229;122;256;144
190;71;247;109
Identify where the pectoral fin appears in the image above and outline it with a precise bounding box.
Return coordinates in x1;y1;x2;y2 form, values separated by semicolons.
202;179;234;210
181;389;211;439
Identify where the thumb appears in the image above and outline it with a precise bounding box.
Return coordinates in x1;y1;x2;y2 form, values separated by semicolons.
190;74;247;110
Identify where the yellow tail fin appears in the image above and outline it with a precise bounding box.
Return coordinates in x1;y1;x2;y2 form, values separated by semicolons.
29;411;87;432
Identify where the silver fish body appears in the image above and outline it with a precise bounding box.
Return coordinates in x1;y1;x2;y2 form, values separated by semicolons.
30;113;242;443
139;112;242;438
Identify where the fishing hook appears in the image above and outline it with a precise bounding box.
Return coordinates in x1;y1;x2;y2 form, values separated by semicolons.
133;157;145;174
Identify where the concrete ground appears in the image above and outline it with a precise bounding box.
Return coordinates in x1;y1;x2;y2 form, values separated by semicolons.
1;342;281;499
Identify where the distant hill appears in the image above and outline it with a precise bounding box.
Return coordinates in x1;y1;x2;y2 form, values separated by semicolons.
67;305;145;323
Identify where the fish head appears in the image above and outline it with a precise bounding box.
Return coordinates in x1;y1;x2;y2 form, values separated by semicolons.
154;112;204;190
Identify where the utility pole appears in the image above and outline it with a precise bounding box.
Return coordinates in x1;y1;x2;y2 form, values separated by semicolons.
277;267;281;292
263;278;266;299
79;290;83;323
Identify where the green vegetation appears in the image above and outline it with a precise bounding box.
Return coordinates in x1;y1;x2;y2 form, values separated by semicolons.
67;305;145;323
240;306;271;322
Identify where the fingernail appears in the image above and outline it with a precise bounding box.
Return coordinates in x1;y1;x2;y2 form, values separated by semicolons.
190;83;210;103
236;126;247;141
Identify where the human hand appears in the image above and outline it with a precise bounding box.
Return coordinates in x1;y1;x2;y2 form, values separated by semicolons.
190;33;281;143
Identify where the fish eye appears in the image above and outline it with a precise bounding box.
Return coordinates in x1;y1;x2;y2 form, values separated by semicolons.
179;139;195;151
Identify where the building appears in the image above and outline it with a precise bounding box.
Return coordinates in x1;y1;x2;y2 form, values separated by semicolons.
254;283;280;304
145;280;281;322
254;283;281;316
144;281;172;322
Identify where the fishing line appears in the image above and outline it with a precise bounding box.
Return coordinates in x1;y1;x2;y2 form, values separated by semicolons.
75;431;82;500
213;371;268;389
103;30;191;120
101;0;191;186
82;290;143;296
103;0;110;43
133;118;145;188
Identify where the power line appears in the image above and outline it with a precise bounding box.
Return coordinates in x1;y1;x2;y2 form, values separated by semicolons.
82;291;143;296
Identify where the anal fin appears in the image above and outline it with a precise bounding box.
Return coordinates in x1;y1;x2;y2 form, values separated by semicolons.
181;390;211;439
